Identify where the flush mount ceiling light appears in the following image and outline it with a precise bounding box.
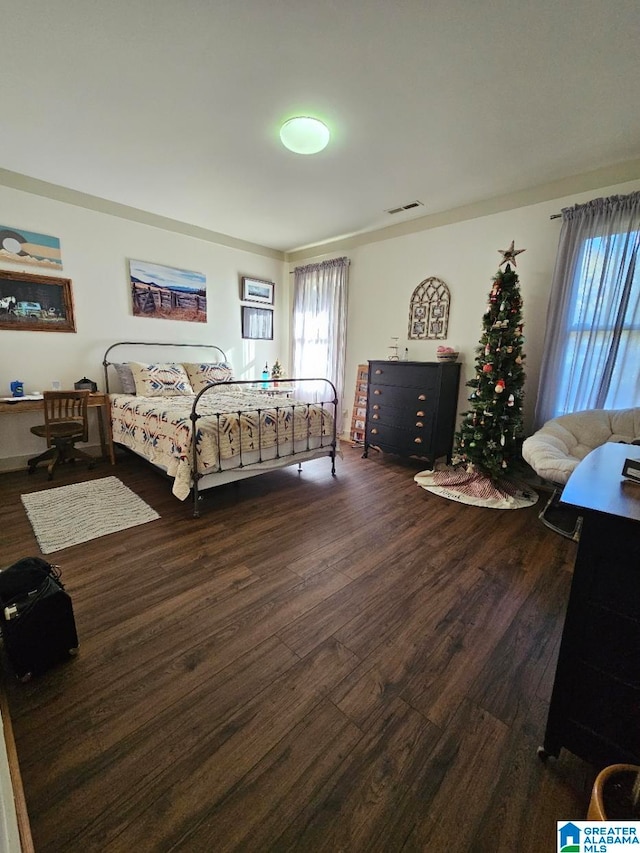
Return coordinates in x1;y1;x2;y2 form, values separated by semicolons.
279;117;330;154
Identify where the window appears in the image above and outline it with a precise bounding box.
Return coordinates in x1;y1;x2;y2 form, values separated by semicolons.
292;258;349;422
535;192;640;427
554;231;640;415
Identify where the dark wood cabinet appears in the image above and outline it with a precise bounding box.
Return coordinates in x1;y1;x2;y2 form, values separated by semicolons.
540;442;640;768
363;360;460;469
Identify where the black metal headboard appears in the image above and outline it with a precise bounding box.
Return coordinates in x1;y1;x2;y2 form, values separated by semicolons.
102;341;228;393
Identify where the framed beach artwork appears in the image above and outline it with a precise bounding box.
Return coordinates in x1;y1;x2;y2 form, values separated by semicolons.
0;269;76;332
129;259;207;322
0;225;62;270
241;276;274;305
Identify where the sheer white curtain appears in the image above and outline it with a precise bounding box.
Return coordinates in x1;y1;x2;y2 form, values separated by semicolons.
535;192;640;427
292;257;349;424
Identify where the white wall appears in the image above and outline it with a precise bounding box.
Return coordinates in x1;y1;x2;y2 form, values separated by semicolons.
0;185;287;470
294;177;640;438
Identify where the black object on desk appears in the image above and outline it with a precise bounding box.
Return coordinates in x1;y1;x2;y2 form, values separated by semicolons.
538;442;640;767
74;377;98;392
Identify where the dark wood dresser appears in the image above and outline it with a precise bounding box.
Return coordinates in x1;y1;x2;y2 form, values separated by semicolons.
363;360;461;469
539;442;640;767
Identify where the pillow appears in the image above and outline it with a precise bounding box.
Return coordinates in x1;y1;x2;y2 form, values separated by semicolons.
183;362;234;393
113;363;137;395
130;362;194;397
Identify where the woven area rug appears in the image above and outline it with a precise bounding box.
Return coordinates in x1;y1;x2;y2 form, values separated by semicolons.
415;466;538;510
21;476;159;554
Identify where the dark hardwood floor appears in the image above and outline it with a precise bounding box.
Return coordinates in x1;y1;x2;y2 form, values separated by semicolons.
0;444;595;852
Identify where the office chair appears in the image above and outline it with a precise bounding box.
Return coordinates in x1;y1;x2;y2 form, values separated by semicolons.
28;390;95;480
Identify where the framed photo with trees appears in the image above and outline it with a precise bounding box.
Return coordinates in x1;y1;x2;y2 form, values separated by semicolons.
0;269;76;332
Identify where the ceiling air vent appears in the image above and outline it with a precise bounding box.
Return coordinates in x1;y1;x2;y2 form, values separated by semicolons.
385;200;424;215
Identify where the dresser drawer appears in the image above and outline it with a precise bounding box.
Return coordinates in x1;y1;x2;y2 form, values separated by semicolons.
369;362;439;389
366;421;433;452
368;403;433;431
368;384;436;410
585;530;640;620
578;605;640;686
568;664;640;758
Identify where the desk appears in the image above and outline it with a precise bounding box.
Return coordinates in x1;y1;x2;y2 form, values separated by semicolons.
0;393;115;465
539;442;640;767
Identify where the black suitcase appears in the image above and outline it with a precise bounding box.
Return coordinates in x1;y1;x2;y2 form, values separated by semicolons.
0;557;79;681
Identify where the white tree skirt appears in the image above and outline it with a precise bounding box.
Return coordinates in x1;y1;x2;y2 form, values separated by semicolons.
414;466;538;510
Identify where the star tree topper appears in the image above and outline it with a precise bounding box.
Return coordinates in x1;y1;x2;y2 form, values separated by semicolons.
498;240;525;268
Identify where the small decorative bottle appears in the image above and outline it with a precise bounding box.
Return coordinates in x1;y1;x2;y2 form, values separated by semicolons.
261;362;269;389
403;347;409;361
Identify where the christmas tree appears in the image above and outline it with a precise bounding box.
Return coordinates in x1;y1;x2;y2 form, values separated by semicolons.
454;242;526;480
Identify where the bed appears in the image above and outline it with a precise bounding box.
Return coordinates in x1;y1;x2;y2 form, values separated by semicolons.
102;342;339;516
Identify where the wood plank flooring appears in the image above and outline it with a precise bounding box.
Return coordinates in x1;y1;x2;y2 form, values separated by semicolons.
0;445;596;852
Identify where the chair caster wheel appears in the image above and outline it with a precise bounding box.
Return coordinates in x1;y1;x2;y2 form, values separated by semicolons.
68;647;79;657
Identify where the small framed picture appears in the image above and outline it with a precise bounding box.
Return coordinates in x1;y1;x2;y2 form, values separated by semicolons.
241;276;274;305
242;305;273;340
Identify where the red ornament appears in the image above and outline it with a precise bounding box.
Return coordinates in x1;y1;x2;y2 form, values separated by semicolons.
495;379;506;393
482;363;493;373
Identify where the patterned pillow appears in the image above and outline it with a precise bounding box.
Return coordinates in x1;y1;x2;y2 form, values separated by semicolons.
183;362;235;393
113;363;137;395
130;362;194;397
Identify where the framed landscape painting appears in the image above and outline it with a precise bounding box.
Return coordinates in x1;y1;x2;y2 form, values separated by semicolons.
0;269;75;332
241;276;274;305
129;259;207;322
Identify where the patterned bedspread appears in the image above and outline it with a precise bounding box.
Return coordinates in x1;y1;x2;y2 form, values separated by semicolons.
110;387;336;500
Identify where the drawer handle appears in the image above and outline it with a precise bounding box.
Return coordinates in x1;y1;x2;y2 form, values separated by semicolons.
374;389;382;395
414;437;423;444
415;421;424;428
371;428;378;435
372;414;379;420
375;368;383;375
417;394;427;401
416;410;425;417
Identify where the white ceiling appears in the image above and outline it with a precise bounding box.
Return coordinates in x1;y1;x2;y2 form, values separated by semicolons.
1;0;639;253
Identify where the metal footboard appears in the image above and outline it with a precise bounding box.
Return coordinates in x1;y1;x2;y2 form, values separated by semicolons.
190;378;338;517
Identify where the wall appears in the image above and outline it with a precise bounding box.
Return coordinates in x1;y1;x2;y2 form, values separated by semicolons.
0;185;287;471
292;177;640;439
3;174;640;471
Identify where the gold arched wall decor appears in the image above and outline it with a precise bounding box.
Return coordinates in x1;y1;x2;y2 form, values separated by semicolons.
408;276;450;340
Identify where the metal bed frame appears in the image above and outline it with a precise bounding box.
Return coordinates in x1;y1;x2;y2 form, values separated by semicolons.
102;341;338;516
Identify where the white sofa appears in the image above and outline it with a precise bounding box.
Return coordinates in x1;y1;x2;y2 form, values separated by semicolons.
522;407;640;485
